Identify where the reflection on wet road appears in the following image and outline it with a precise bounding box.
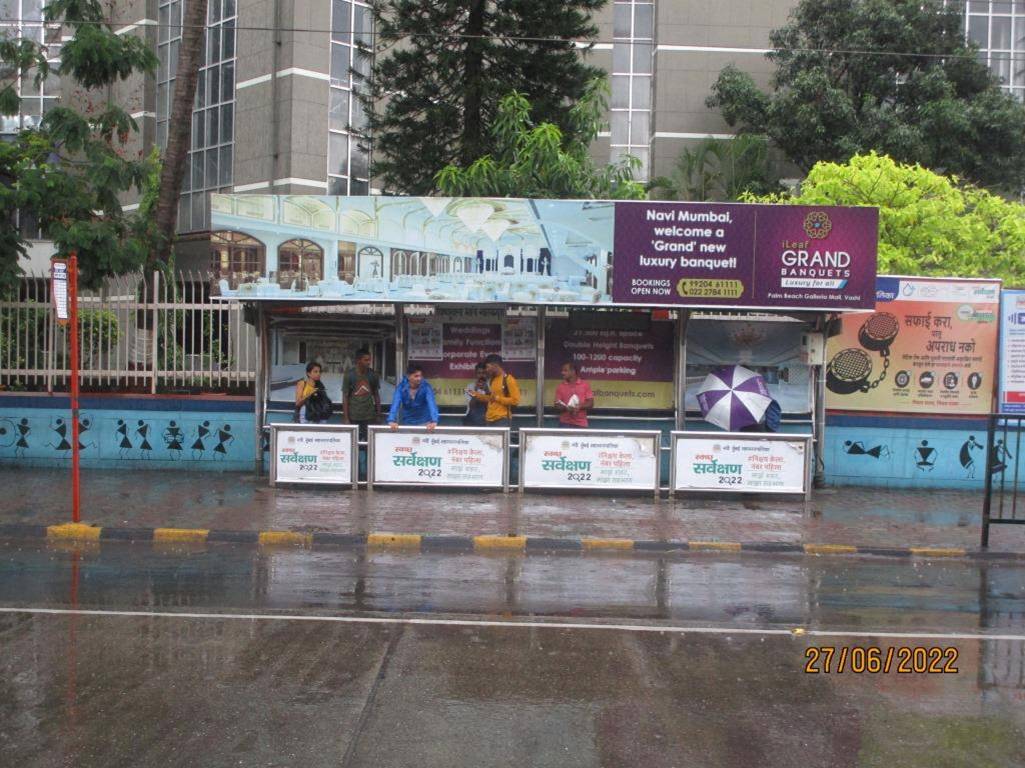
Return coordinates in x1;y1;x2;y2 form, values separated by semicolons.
1;542;1024;767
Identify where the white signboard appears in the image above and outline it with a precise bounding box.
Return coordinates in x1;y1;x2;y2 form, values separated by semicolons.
502;317;537;361
51;260;69;323
271;425;356;486
407;317;443;360
671;432;810;495
369;427;508;488
520;429;660;491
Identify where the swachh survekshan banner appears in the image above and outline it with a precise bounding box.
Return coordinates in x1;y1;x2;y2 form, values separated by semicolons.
210;195;878;311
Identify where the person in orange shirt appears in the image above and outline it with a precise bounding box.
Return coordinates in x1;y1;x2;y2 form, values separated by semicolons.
472;353;520;428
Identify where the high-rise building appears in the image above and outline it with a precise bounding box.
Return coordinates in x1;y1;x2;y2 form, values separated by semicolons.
5;0;1023;271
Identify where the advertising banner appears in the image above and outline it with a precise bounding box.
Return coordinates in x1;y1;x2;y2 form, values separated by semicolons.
1000;289;1025;414
612;202;877;310
520;429;660;491
685;318;811;413
271;425;356;486
410;313;536;407
543;318;675;409
369;427;508;488
211;195;877;311
824;277;1000;415
671;432;810;494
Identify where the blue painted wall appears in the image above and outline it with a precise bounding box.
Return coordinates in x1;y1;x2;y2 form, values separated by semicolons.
822;414;1013;490
2;395;1015;488
0;395;254;471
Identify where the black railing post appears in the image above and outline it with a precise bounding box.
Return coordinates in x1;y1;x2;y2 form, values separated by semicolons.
982;413;996;549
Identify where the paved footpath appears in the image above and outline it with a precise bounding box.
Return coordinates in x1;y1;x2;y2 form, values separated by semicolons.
0;467;1022;554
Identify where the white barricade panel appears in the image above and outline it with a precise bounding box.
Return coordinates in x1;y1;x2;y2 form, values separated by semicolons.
520;429;660;491
271;425;357;486
370;427;508;489
671;432;811;494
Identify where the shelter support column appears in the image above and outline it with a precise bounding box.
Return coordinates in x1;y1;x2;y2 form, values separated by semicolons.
675;310;689;431
813;316;828;489
254;305;269;475
535;306;546;427
395;303;405;381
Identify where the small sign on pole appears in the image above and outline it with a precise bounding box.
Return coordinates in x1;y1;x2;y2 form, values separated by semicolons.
51;259;70;325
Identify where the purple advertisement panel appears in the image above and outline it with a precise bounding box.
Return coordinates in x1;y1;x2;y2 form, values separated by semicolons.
751;205;879;309
612;201;877;310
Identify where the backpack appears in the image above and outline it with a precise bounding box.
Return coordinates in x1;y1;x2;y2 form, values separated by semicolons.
304;383;334;422
501;374;518;415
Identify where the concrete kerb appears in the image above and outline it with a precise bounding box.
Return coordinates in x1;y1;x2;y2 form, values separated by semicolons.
0;523;1020;562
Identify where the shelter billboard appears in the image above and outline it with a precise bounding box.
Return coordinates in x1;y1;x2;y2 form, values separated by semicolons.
825;277;1000;415
543;316;675;410
210;195;876;310
611;202;878;309
999;289;1025;414
409;312;537;407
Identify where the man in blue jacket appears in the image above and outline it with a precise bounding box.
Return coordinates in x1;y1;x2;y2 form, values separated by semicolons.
387;362;439;430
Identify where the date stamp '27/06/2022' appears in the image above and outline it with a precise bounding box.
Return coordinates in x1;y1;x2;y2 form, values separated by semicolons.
804;646;959;674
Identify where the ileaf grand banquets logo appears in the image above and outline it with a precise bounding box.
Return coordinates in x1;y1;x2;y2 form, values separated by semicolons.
803;211;832;240
779;210;851;291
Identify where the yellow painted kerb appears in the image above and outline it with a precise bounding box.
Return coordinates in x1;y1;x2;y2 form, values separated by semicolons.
909;547;966;558
47;523;101;542
474;535;526;551
582;538;634;551
689;540;742;552
804;543;858;555
368;533;422;549
153;527;209;543
259;531;311;547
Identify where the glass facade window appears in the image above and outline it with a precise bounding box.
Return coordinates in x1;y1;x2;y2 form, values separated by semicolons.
328;0;373;195
157;0;237;232
965;1;1025;99
1;0;61;136
610;0;654;180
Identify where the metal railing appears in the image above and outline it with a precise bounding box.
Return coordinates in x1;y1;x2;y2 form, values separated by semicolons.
0;271;256;393
982;413;1025;547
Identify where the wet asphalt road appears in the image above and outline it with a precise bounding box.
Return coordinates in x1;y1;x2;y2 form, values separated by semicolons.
1;543;1024;767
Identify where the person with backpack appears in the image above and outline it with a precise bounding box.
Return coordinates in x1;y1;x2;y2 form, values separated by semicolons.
343;348;381;441
295;361;332;423
471;353;520;428
387;362;439;431
462;362;490;427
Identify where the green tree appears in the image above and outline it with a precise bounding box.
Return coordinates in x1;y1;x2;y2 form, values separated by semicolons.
745;152;1025;285
648;135;777;201
362;0;607;194
707;0;1025;191
0;0;158;291
435;79;645;199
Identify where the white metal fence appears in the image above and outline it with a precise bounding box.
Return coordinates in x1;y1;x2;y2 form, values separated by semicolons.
0;271;257;392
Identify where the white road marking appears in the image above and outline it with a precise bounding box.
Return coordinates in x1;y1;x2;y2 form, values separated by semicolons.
0;606;1023;642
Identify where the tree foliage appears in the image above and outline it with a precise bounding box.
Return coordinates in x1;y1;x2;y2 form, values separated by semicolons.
744;153;1025;286
435;79;645;200
647;135;777;202
707;0;1025;191
362;0;607;194
0;0;158;290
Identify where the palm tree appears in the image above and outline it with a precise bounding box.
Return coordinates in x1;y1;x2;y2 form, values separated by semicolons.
152;0;209;265
648;134;776;201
